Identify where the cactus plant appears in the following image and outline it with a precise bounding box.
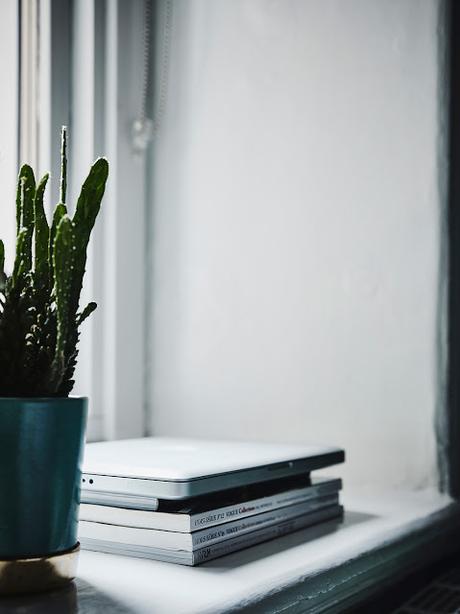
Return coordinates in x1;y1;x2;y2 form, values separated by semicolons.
0;128;108;396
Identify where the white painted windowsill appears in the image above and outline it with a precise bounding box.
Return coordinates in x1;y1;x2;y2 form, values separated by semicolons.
67;489;460;614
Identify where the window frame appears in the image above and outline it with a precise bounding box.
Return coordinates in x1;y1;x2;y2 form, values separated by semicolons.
18;0;148;441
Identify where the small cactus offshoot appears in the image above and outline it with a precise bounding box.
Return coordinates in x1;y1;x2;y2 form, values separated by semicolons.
0;128;109;396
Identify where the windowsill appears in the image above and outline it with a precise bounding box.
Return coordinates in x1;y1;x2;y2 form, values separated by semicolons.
71;489;460;613
3;489;459;613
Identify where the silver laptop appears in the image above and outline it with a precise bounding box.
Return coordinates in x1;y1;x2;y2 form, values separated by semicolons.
81;437;344;500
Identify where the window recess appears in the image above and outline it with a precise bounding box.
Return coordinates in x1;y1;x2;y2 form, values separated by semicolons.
19;0;148;440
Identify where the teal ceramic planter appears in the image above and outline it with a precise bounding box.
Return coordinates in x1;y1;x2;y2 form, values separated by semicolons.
0;397;87;559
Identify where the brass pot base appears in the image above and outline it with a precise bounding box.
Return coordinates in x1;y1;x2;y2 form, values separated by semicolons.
0;543;79;595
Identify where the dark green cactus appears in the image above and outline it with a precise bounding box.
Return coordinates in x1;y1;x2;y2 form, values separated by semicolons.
0;127;109;397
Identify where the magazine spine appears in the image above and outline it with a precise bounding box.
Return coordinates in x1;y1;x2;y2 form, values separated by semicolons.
192;505;344;565
189;479;342;531
191;494;338;547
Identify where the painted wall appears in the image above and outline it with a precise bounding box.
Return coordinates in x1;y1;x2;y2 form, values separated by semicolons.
148;0;447;488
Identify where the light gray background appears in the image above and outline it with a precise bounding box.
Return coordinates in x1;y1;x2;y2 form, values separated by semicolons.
148;0;447;489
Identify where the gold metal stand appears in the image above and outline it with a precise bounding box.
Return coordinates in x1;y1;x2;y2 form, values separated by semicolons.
0;543;79;596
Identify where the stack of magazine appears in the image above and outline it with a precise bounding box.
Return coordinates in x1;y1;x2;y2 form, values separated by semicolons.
78;438;344;566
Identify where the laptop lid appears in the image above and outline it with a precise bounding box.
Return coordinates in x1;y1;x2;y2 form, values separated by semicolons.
82;438;344;500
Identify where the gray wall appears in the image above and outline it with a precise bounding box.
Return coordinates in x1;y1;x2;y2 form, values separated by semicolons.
148;0;447;488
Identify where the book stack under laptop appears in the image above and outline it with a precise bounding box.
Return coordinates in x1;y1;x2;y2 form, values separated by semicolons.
78;438;344;566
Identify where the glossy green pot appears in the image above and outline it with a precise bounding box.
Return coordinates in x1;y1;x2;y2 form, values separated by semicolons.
0;397;87;559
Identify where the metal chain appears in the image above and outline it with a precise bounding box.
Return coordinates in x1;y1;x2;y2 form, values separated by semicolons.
132;0;173;152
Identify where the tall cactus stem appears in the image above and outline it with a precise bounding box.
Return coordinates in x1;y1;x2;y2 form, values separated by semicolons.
51;214;75;391
34;174;50;287
60;125;68;205
0;240;5;291
20;177;25;227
